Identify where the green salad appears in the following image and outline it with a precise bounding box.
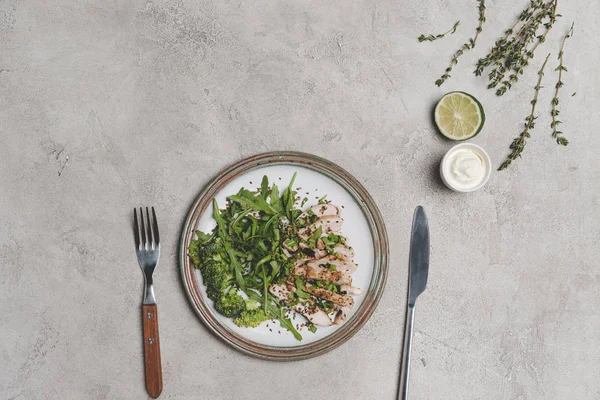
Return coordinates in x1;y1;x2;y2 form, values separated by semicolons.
188;173;360;341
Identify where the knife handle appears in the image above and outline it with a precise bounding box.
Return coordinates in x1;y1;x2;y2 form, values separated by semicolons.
142;304;163;398
398;305;415;400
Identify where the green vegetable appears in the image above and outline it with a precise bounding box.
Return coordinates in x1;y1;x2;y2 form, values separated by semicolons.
307;226;323;249
214;290;245;318
234;309;269;328
188;174;305;340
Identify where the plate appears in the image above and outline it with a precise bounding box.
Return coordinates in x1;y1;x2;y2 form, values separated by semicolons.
179;151;389;360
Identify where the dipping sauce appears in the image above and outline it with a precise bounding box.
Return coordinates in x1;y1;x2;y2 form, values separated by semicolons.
440;144;491;192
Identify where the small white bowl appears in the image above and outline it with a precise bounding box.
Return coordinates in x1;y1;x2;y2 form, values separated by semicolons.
440;143;492;193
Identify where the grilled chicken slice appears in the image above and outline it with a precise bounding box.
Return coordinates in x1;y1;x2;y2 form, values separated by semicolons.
307;256;358;274
340;284;362;295
283;240;299;253
294;303;332;326
299;242;327;259
305;286;354;307
269;282;292;301
333;306;351;325
269;283;333;326
332;245;354;260
293;264;352;285
298;204;340;220
298;215;344;239
313;215;343;234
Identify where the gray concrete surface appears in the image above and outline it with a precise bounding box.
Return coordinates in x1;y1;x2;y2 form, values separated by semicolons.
1;0;599;399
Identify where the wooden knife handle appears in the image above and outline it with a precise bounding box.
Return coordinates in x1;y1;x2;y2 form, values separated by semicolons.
142;304;163;398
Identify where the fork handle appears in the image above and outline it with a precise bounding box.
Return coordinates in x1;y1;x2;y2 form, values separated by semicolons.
142;304;163;398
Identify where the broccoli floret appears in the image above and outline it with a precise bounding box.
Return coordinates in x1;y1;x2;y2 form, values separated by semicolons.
203;260;232;292
214;290;245;318
234;309;269;328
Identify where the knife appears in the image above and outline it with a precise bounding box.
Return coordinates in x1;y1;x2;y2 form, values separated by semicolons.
398;206;430;400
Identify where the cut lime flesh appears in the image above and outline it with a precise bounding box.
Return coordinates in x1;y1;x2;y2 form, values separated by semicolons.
434;91;485;141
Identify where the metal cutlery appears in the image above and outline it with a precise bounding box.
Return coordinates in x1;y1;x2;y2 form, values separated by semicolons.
398;206;430;400
133;207;163;398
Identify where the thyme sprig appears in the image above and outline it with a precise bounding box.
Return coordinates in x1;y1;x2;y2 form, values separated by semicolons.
435;0;485;86
418;21;460;42
551;23;574;146
499;53;551;171
475;0;558;96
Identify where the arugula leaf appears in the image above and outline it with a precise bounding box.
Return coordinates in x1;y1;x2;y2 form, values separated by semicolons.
256;255;272;313
260;175;269;199
229;189;280;215
308;226;323;248
212;199;228;239
247;292;302;341
281;172;297;220
227;249;246;291
270;183;282;212
269;260;280;280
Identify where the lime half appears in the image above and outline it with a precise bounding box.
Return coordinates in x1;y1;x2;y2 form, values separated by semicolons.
434;91;485;141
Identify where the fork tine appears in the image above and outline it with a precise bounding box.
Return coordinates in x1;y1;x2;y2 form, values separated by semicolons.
152;207;160;245
140;207;147;247
133;208;140;249
145;207;153;248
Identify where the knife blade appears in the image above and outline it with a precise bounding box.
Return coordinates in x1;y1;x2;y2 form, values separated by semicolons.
408;206;430;306
398;206;430;400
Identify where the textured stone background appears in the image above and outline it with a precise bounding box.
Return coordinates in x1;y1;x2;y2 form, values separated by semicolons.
1;0;599;399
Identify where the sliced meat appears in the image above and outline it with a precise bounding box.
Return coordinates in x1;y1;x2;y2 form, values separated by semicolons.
298;204;339;220
269;283;333;326
282;248;293;258
307;256;358;274
313;215;343;234
305;286;354;308
293;257;312;268
299;242;327;259
316;238;325;250
269;283;292;301
333;306;351;325
331;245;354;260
294;303;332;326
283;240;299;253
340;285;362;295
298;216;343;239
293;264;352;285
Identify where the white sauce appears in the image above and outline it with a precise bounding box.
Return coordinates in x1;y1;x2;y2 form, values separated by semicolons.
441;145;490;191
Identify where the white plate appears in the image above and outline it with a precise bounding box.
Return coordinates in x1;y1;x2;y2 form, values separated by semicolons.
180;152;388;360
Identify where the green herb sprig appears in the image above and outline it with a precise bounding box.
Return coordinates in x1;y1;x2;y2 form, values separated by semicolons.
499;53;551;170
418;20;460;42
475;0;558;96
435;0;486;86
551;23;574;146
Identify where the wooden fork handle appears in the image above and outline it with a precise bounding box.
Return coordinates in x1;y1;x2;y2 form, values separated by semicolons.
142;304;163;398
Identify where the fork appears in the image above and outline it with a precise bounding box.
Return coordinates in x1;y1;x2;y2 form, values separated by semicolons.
133;207;163;398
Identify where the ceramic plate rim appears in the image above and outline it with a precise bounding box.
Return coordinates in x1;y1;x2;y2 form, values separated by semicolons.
179;151;389;361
